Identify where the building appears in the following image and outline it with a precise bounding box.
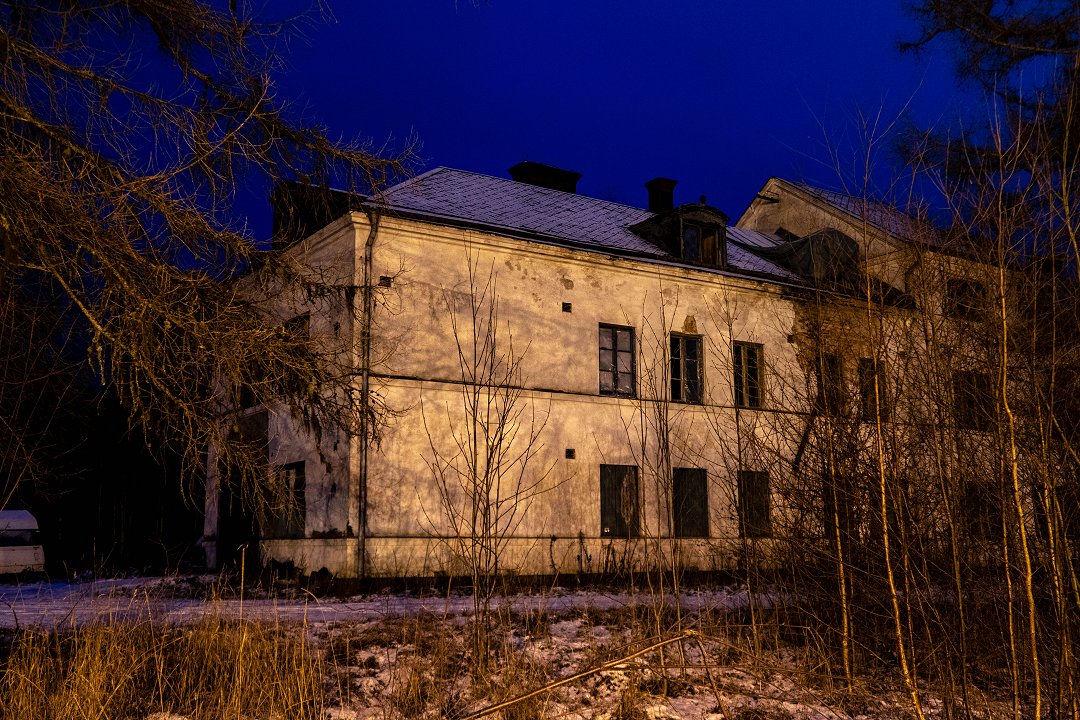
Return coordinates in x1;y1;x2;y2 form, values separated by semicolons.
202;162;1030;579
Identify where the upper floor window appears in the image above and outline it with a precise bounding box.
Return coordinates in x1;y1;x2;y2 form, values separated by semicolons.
954;370;994;431
599;324;636;397
858;358;890;422
682;222;720;266
629;205;728;269
670;334;703;403
946;278;987;321
815;353;845;416
733;342;763;408
283;313;310;339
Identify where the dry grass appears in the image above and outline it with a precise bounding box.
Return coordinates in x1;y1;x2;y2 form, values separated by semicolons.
0;585;1022;719
0;617;322;720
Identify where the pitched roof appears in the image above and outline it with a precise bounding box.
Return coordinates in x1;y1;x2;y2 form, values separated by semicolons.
375;167;799;282
793;183;941;246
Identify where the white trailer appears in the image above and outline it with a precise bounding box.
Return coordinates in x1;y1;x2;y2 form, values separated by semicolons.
0;510;45;575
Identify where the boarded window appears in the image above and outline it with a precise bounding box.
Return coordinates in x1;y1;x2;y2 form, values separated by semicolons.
599;325;636;397
858;358;889;421
815;353;845;415
737;470;771;538
600;464;639;538
670;334;703;403
733;342;763;408
673;468;709;538
267;461;305;539
946;278;986;320
953;370;994;431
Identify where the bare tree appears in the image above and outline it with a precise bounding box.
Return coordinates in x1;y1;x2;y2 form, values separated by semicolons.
0;2;412;512
421;249;554;673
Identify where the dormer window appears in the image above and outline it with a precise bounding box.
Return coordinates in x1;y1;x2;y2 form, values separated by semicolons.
629;202;729;269
682;223;720;266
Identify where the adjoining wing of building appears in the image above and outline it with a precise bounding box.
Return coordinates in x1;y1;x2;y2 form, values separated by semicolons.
202;162;1026;579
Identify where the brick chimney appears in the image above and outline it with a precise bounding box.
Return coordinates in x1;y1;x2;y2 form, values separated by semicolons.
645;177;677;213
508;161;582;193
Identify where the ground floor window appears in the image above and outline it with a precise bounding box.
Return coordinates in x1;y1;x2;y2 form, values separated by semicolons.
600;464;639;538
737;469;770;538
673;467;708;537
267;461;306;539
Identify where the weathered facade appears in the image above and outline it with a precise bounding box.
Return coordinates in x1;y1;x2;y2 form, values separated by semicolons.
203;164;1018;578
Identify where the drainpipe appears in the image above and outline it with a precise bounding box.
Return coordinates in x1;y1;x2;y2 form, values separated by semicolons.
356;206;380;580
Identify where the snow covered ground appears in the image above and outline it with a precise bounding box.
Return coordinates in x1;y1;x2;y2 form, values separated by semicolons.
0;575;759;628
0;576;1011;719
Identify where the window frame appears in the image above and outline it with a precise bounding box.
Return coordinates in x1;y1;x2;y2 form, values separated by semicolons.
858;357;889;422
599;324;637;398
600;464;640;538
737;469;771;539
672;467;709;538
283;312;310;339
953;369;994;431
681;221;720;266
670;333;704;404
815;352;845;416
733;341;764;409
945;278;987;321
267;461;306;539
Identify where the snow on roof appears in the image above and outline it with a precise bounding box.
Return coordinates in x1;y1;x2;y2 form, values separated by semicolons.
725;228;802;281
726;225;785;249
376;167;798;282
377;167;662;257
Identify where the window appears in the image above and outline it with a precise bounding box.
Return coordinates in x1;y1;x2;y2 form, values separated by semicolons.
822;471;855;544
673;468;709;538
733;342;763;408
961;480;1001;540
282;314;311;395
953;370;994;431
737;470;771;538
858;358;889;421
267;461;306;539
946;278;986;320
670;334;703;403
600;464;639;537
237;383;259;410
599;325;636;397
682;222;719;265
283;313;310;339
815;353;845;415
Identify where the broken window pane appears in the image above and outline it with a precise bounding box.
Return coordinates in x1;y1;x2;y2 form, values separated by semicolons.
733;342;763;408
670;334;703;403
599;324;636;397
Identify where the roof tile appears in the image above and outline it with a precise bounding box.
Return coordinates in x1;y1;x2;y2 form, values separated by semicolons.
377;168;798;282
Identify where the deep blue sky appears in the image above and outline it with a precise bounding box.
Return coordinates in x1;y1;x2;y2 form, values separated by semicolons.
271;1;972;223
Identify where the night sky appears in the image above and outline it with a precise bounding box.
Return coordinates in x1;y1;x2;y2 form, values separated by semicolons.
269;1;975;229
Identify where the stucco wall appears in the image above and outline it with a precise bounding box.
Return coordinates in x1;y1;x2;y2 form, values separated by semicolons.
354;216;812;576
